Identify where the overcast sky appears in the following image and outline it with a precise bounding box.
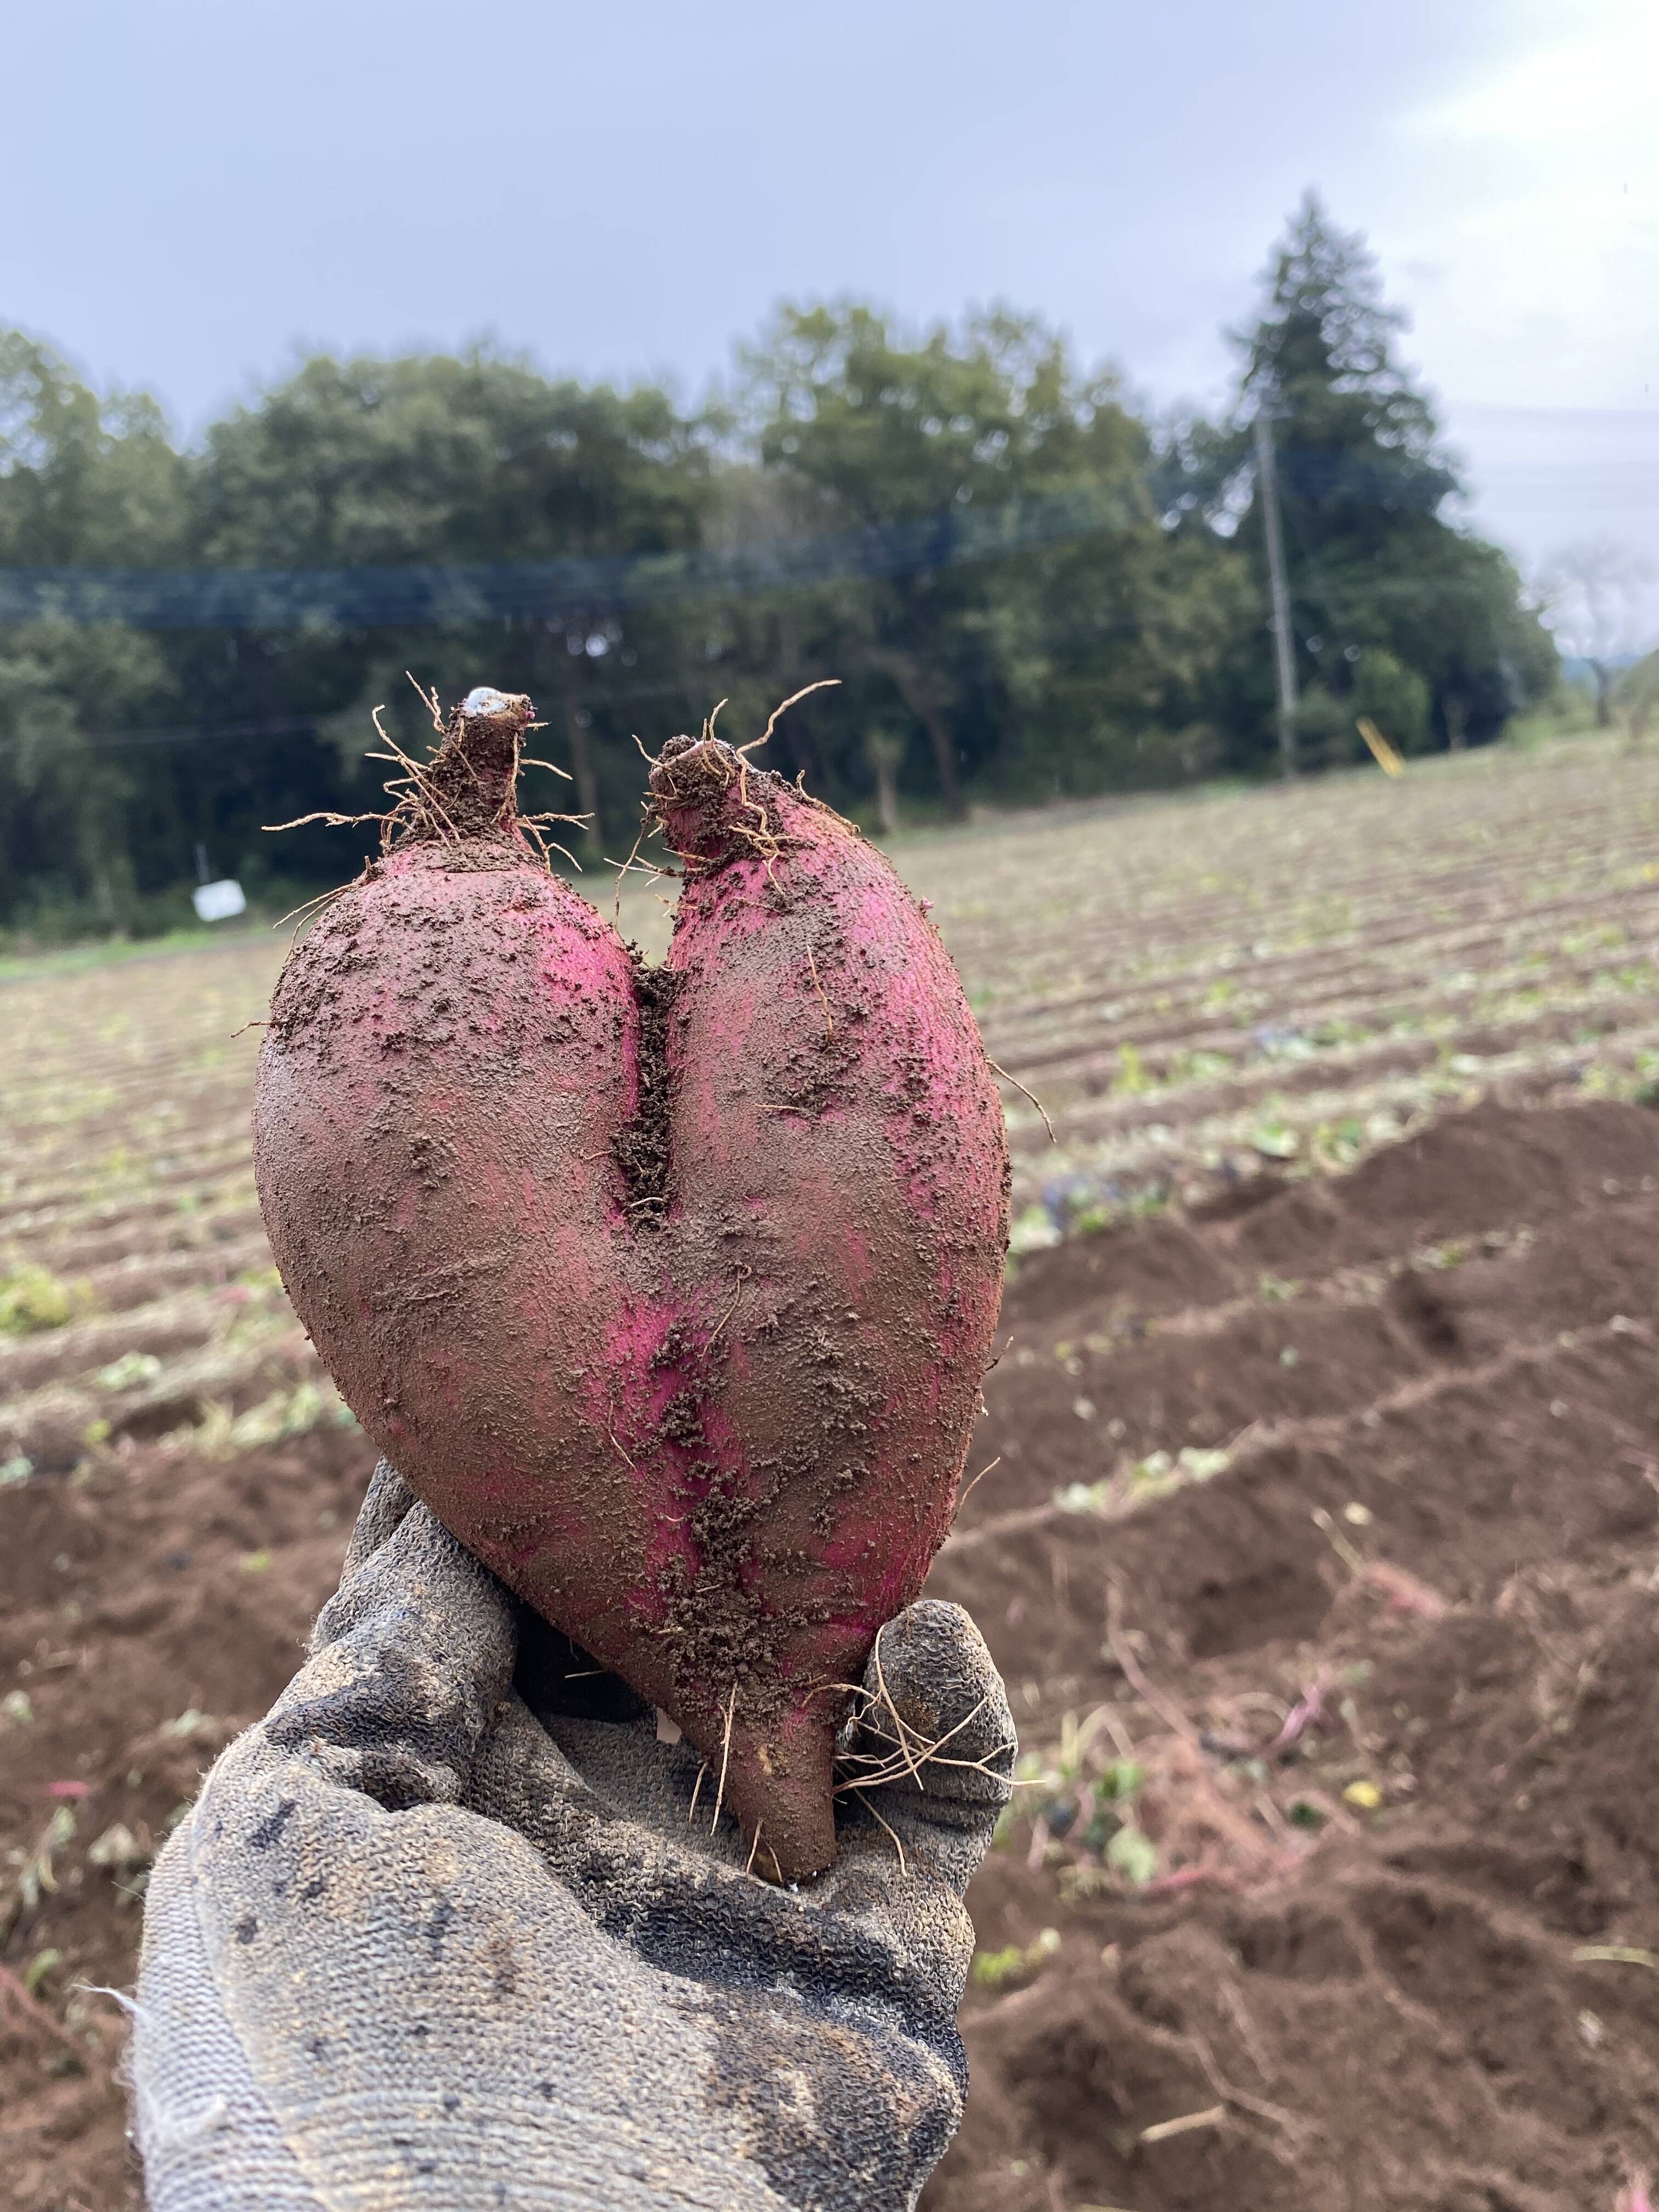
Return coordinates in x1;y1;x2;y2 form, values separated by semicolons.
10;0;1658;642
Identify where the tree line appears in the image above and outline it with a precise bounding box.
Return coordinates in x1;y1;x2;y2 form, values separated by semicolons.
0;196;1556;938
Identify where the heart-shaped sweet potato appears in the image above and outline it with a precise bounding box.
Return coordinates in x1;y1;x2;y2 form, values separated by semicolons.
253;690;1008;1879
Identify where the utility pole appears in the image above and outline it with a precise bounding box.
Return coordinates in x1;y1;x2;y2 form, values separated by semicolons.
1254;411;1299;780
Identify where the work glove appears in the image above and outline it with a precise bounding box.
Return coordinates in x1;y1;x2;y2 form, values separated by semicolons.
130;1460;1014;2211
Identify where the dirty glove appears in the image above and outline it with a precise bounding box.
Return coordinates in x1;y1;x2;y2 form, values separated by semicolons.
130;1460;1014;2211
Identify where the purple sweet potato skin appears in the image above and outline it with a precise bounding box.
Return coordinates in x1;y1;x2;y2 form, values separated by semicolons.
253;731;1008;1880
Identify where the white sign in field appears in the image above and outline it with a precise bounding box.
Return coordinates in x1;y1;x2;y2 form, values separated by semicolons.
191;879;247;922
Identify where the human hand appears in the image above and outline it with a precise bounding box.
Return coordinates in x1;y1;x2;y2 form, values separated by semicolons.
131;1461;1014;2211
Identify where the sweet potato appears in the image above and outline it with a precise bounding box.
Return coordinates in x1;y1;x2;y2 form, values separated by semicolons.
253;687;1008;1879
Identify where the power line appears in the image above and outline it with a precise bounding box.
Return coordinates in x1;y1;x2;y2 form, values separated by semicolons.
65;713;324;752
0;484;1140;632
0;447;1523;636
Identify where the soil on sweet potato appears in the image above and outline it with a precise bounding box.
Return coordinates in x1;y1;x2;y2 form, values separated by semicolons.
7;1097;1659;2207
610;958;678;1217
252;728;1007;1881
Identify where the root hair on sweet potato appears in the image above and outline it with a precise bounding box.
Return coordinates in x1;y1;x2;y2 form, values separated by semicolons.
514;810;590;874
608;817;661;919
268;689;591;902
268;881;357;944
733;676;840;762
645;679;842;889
405;669;447;737
706;1268;750;1347
955;1454;1002;1513
828;1658;1012;1802
261;804;385;835
988;1057;1056;1143
710;1683;738;1835
864;1797;908;1874
367;703;468;849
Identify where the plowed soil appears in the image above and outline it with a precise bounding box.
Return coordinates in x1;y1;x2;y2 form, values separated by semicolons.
6;733;1659;2209
924;1096;1659;2212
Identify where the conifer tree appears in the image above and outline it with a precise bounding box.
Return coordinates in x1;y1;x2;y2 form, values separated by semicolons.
1230;195;1553;764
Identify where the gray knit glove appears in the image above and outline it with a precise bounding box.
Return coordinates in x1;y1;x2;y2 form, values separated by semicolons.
131;1461;1014;2211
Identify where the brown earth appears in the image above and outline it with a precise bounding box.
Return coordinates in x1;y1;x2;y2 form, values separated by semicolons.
9;736;1659;2207
5;1096;1659;2208
922;1096;1659;2212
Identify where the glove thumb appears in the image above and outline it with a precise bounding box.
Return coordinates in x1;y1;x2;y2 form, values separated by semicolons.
837;1599;1015;1898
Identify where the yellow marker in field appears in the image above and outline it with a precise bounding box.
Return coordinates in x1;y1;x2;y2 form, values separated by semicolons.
1356;716;1405;777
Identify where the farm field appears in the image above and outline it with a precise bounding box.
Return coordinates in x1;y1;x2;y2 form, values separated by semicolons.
6;731;1659;2209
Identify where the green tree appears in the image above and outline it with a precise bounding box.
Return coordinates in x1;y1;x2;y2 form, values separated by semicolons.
735;302;1214;812
0;334;187;930
1615;648;1659;743
187;349;716;865
0;330;188;567
0;260;1568;942
1210;195;1555;765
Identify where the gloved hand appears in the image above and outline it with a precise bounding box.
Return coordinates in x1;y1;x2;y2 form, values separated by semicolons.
130;1460;1014;2211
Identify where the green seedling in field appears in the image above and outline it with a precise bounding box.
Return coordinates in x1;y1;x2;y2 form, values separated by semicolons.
1112;1043;1154;1096
1054;1444;1228;1521
1561;924;1627;958
1122;1185;1171;1222
1016;1708;1161;1886
24;1948;62;1997
2;1807;76;1940
1134;1446;1230;1490
185;1379;360;1460
1064;1202;1116;1238
972;1927;1060;1990
1084;1762;1158;1879
87;1822;147;1872
1415;1239;1468;1270
89;1143;146;1195
1008;1205;1062;1256
1165;1047;1232;1088
1104;1824;1159;1886
0;1266;95;1336
1071;1186;1170;1237
1094;1758;1146;1804
1307;1015;1371;1051
97;1351;164;1391
1250;1121;1299;1159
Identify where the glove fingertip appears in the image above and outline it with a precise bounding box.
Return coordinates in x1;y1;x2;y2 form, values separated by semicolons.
847;1601;1016;1829
335;1458;418;1577
868;1601;1010;1739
